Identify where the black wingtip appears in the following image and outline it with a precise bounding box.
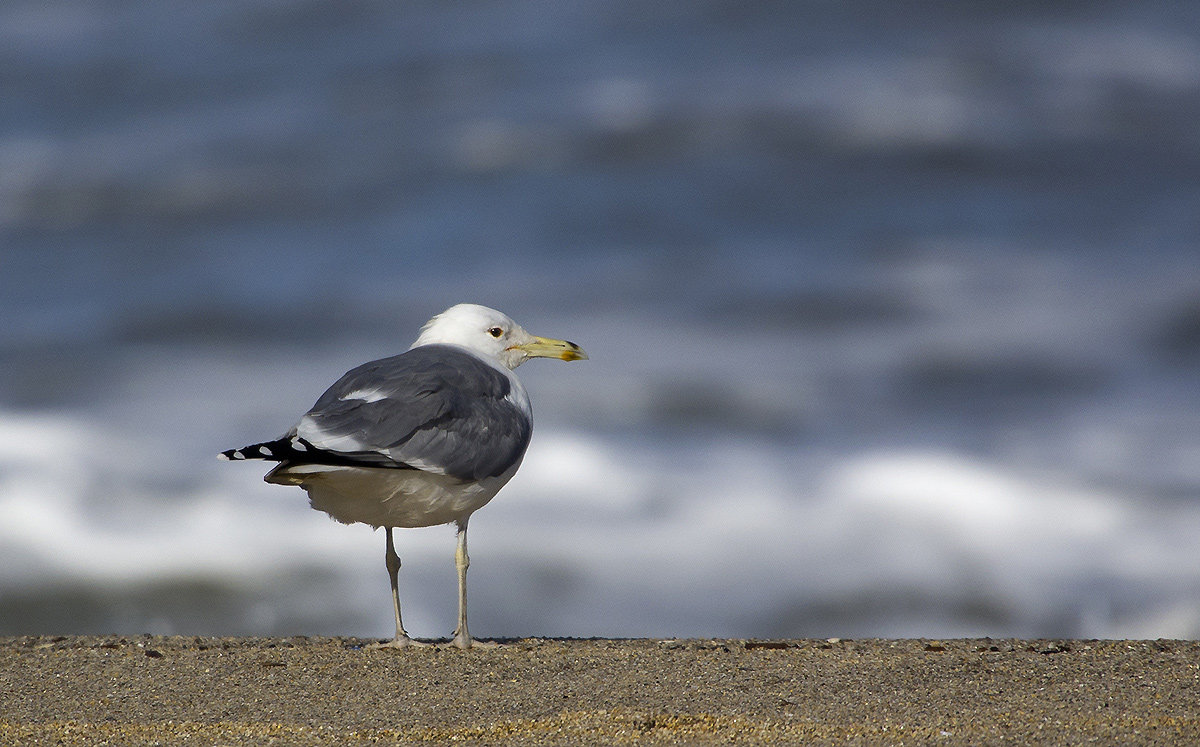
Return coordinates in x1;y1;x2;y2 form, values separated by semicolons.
219;441;286;462
219;437;416;470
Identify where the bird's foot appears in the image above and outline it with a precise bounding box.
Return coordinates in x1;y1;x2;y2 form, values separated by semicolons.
366;636;431;650
448;633;499;649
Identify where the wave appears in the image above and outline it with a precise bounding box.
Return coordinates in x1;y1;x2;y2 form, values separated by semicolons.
4;410;1199;639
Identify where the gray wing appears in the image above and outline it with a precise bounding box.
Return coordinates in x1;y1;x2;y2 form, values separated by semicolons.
290;344;531;481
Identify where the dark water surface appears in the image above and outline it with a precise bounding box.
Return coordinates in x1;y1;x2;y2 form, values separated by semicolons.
2;0;1200;639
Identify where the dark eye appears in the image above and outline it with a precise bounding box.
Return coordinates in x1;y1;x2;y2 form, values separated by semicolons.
488;326;504;338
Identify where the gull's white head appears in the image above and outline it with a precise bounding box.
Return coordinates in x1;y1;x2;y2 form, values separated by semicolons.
412;303;587;370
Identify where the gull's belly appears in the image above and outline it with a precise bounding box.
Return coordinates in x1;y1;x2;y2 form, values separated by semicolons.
265;462;519;528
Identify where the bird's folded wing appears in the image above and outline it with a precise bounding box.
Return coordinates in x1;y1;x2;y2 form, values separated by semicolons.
293;344;532;481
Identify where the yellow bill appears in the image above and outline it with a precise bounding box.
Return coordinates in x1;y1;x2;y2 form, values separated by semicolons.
513;336;589;362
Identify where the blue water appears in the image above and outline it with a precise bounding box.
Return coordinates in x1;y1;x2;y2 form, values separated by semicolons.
3;0;1200;640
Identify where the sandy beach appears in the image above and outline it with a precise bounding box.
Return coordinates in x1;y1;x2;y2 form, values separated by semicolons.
1;636;1196;745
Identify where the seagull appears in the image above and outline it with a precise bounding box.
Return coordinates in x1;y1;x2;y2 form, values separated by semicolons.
220;303;587;648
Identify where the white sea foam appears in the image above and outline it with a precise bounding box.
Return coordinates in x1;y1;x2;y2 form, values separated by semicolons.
4;398;1200;639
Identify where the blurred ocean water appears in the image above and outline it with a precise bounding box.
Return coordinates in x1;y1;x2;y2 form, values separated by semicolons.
2;0;1200;639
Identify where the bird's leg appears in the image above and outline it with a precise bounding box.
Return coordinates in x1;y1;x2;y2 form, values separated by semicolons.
451;520;472;647
367;527;428;649
451;519;496;649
